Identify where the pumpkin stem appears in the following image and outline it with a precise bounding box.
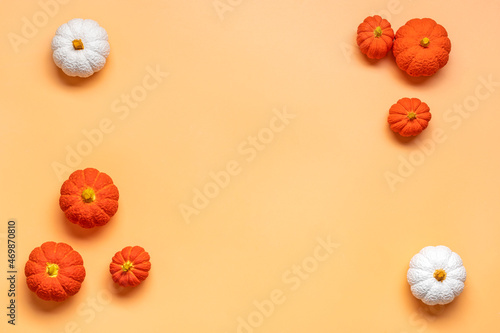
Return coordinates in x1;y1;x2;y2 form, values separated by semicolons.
420;37;430;48
374;26;383;38
433;269;447;282
407;112;417;120
72;39;84;50
46;263;59;277
81;188;96;203
122;261;134;272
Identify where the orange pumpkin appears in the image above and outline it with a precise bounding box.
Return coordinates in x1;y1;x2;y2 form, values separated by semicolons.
59;168;119;228
110;246;151;287
25;241;86;301
356;15;394;59
393;18;451;76
388;98;431;137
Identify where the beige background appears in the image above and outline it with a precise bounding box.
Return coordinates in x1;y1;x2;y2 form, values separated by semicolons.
1;0;500;332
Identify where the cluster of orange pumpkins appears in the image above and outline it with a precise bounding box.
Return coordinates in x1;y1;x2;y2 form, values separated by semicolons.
357;16;451;137
25;168;151;302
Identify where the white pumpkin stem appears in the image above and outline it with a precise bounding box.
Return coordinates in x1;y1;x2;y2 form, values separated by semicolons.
433;269;447;282
72;39;84;50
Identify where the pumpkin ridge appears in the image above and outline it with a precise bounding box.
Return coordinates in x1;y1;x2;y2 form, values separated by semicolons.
27;274;45;292
61;24;76;41
26;264;46;277
60;194;80;210
93;172;115;191
57;276;79;296
77;169;86;187
67;20;84;41
41;242;58;261
412;279;434;298
57;267;86;283
380;35;393;45
52;272;69;294
110;263;124;274
415;103;430;114
445;266;464;275
357;33;374;45
131;260;151;270
54;242;74;260
130;266;150;273
84;169;100;188
405;54;429;74
409;98;421;111
68;179;84;192
54;250;76;268
416;118;430;128
401;23;418;37
30;248;49;264
66;171;85;191
94;183;116;194
114;252;126;264
411;268;434;275
131;251;150;264
407;46;428;64
429;27;447;39
397;47;420;70
81;50;98;71
125;246;134;262
401;122;421;136
92;202;111;220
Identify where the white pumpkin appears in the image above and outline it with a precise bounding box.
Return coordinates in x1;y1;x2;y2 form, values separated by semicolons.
407;245;466;305
51;18;110;78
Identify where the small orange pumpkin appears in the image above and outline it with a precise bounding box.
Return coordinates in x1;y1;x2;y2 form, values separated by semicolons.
110;246;151;287
356;15;394;59
25;241;86;301
388;98;431;137
59;168;119;228
393;18;451;76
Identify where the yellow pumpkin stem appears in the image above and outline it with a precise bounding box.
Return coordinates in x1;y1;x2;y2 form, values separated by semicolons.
374;26;383;38
122;261;134;272
81;188;96;203
420;37;430;48
46;263;59;277
433;269;447;282
407;112;417;120
72;39;84;50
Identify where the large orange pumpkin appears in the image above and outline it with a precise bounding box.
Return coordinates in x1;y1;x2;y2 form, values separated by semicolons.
25;241;86;301
356;15;394;59
388;98;431;137
59;168;119;228
110;246;151;287
393;18;451;77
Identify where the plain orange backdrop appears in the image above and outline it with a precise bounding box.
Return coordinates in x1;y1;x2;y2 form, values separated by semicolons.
1;0;500;332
